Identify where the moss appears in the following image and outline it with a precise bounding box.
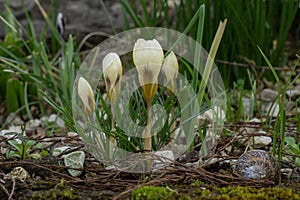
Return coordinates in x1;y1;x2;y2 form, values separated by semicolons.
131;186;175;200
189;186;300;200
29;188;81;200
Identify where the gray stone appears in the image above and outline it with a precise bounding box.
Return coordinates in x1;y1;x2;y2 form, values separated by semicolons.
152;150;174;169
258;89;278;102
0;0;124;38
253;135;272;147
281;168;292;179
266;102;280;117
235;150;278;182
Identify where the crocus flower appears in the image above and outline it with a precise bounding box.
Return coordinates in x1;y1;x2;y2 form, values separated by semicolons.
102;52;123;158
133;39;164;102
133;38;164;151
102;52;122;103
162;51;178;93
78;77;95;117
162;51;178;139
56;12;65;37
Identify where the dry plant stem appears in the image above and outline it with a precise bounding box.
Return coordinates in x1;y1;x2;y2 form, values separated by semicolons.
8;179;15;200
0;182;9;198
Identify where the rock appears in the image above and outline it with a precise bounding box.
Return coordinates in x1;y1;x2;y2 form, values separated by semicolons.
201;106;226;122
249;118;260;123
253;136;272;147
8;115;23;126
286;89;300;99
105;165;117;170
178;150;199;163
26;119;42;128
152;150;174;169
8;126;22;134
0;0;124;38
48;114;65;128
258;89;278;102
4;167;30;182
241;118;261;135
67;132;78;137
242;97;251;114
64;151;85;177
235;150;278;182
281;168;293;179
266;102;280;117
52;146;71;157
25;119;42;136
253;131;272;147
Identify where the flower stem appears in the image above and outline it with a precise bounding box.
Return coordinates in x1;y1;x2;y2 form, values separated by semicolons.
110;105;116;158
144;99;152;151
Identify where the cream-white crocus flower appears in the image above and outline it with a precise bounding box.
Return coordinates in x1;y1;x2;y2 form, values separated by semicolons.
78;77;95;117
102;52;123;158
133;38;164;102
133;38;164;151
162;51;178;94
102;52;122;103
162;51;179;142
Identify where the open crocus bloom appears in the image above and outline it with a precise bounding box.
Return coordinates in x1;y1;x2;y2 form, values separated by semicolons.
78;77;95;117
102;52;122;103
162;51;178;93
133;39;164;102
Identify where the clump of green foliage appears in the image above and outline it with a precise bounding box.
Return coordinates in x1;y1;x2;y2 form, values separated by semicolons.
5;124;48;159
121;0;299;87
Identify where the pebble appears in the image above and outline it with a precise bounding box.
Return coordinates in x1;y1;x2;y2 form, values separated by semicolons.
152;150;174;169
52;146;71;157
266;102;280;117
9;115;23;126
253;131;272;147
281;168;293;179
235;150;278;182
48;114;65;128
258;89;278;102
253;136;272;147
67;132;78;137
64;151;85;177
242;97;251;114
4;167;30;182
201;106;226;122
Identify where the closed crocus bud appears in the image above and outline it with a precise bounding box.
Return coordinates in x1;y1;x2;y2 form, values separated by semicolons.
133;39;164;101
102;52;122;103
78;77;95;117
162;51;178;93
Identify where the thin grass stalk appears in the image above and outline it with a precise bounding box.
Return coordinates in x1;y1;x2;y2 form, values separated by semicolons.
191;4;205;92
98;0;117;34
198;19;227;107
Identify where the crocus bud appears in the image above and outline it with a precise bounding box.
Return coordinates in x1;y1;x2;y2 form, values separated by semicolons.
56;12;65;37
78;77;95;117
133;39;164;101
162;51;178;93
102;52;122;103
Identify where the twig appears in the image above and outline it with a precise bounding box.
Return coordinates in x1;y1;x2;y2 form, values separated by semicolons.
8;178;15;200
216;59;300;72
0;182;10;198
